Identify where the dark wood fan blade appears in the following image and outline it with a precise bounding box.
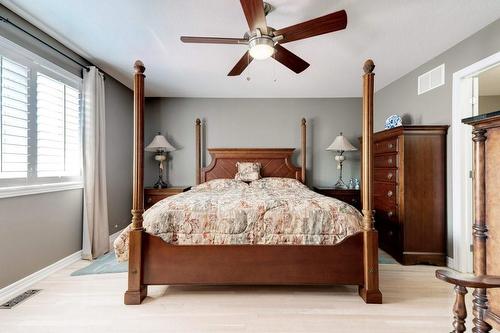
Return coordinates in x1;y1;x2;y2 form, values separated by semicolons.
272;44;309;74
240;0;268;34
274;10;347;44
228;51;253;76
180;36;248;45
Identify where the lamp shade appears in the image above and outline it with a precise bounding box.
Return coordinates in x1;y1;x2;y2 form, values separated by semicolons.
145;133;176;152
326;133;357;152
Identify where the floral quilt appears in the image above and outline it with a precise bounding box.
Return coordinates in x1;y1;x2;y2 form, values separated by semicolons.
114;178;363;261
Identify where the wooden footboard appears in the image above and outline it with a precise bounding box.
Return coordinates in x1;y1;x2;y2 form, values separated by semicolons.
142;233;364;286
124;59;382;305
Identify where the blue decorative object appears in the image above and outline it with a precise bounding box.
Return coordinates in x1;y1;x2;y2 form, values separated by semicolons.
385;114;403;129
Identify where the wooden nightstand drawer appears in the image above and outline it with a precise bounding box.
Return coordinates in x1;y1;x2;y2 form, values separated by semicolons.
144;187;190;209
312;188;361;210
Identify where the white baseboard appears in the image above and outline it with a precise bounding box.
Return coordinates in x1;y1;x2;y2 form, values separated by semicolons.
0;250;82;304
447;256;455;270
0;229;125;305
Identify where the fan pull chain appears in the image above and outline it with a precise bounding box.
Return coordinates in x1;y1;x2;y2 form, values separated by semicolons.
246;51;251;81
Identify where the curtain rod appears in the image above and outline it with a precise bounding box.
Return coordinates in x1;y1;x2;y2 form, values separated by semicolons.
0;14;96;72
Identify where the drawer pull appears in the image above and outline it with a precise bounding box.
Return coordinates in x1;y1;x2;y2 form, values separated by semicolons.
387;190;393;198
388;158;393;165
387;172;393;180
388;143;394;149
351;198;357;203
388;230;394;237
147;197;152;203
387;211;394;217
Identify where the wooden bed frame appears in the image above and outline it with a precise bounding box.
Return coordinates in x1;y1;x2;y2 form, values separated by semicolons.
124;60;382;305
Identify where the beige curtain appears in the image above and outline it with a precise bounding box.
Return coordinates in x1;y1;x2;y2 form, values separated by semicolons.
82;67;109;259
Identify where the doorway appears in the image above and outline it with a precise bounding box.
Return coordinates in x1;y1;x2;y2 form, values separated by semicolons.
452;51;500;273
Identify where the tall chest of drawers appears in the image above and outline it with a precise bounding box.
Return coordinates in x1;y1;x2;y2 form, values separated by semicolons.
373;125;448;265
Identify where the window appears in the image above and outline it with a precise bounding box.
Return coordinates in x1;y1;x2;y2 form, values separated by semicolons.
36;73;81;177
0;37;83;197
0;57;29;179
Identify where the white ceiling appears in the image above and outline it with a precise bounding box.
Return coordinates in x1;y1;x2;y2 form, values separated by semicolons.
3;0;500;97
479;64;500;96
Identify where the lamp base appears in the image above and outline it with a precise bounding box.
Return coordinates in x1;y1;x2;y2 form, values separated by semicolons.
334;178;348;189
153;178;169;189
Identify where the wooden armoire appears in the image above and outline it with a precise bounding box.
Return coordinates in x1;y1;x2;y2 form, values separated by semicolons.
373;125;449;265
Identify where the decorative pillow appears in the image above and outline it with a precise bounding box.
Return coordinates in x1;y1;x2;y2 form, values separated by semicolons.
192;178;248;191
235;162;261;182
250;177;306;190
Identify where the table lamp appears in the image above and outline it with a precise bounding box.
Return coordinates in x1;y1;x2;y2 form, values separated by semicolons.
145;132;176;188
326;133;358;189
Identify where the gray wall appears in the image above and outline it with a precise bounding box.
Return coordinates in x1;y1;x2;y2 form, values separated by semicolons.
0;190;83;289
144;98;362;188
105;76;133;234
374;19;500;257
0;5;133;288
479;95;500;114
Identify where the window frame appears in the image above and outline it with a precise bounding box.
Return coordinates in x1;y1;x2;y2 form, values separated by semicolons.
0;36;83;198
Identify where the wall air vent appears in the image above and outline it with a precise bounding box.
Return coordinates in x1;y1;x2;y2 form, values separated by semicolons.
418;64;445;95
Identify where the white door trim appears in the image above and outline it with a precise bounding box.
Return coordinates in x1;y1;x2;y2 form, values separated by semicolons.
451;51;500;272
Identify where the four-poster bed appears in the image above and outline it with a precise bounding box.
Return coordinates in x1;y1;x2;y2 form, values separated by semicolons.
123;59;381;305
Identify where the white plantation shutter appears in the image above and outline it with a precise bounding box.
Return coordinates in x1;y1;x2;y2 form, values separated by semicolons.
37;73;64;177
0;57;29;179
0;36;83;192
36;73;81;178
64;86;81;174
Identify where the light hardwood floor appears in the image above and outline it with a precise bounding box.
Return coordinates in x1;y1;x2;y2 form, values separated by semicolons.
0;261;487;333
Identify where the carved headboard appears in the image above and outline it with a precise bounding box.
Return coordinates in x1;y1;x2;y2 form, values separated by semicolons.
201;148;303;183
195;118;307;185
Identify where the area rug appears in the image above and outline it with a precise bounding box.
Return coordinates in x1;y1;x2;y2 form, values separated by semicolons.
378;249;398;265
71;249;398;276
71;251;127;276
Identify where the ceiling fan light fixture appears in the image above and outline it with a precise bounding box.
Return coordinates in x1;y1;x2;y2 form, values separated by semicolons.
248;36;275;60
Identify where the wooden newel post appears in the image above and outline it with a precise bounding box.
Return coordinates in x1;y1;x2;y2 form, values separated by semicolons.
358;59;382;304
471;128;492;333
124;60;147;305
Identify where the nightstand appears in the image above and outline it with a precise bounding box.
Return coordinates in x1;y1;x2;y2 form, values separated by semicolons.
144;187;190;209
313;187;361;210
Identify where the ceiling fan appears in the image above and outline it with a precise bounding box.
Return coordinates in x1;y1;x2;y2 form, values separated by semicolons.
180;0;347;76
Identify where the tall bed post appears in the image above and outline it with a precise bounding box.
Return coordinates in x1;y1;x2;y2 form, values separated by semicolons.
124;60;147;305
301;118;306;183
195;118;201;185
359;59;382;304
